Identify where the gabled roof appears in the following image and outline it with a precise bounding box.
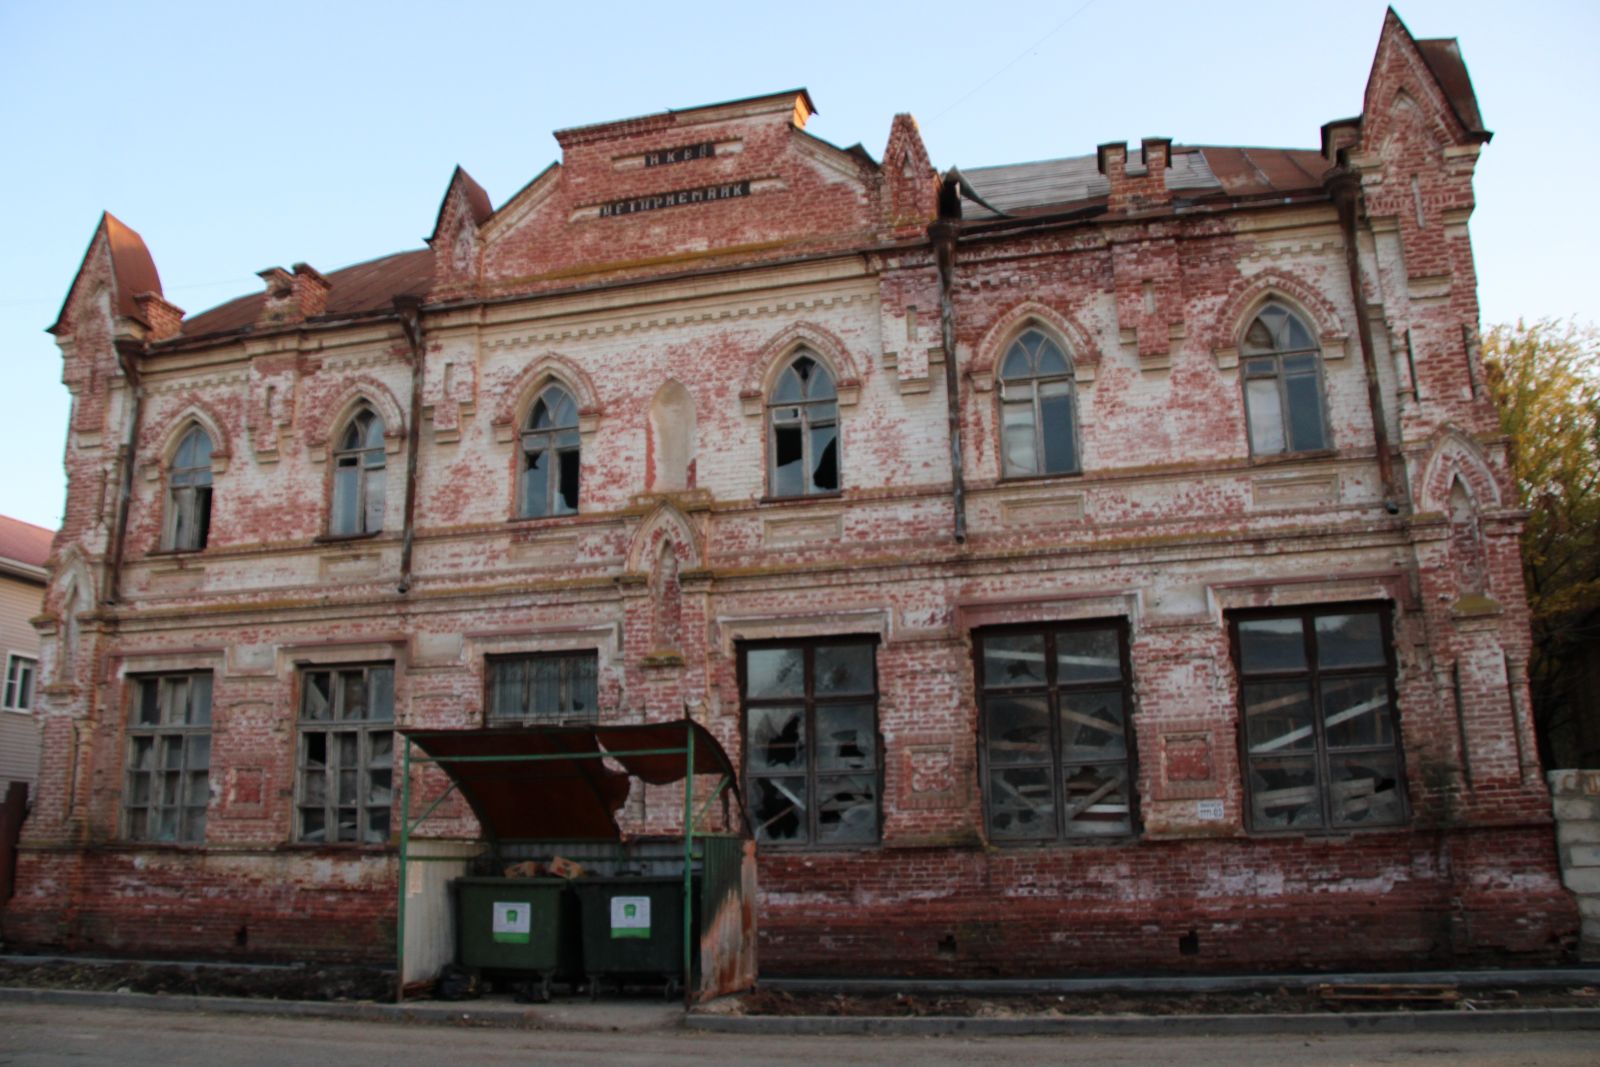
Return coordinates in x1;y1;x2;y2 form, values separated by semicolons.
172;248;434;343
0;515;54;574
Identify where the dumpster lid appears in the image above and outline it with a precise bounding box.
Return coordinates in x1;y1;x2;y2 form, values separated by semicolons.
402;720;745;840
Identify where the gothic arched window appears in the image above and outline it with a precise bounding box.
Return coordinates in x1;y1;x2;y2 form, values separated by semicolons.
164;425;213;551
331;407;386;535
520;385;580;517
768;352;839;497
999;328;1078;477
1241;304;1328;455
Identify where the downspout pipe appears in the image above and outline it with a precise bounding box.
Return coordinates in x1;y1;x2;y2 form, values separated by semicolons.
1327;164;1402;514
106;339;145;605
932;171;967;543
395;297;425;594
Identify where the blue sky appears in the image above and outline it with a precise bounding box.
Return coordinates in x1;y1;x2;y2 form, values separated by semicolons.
2;0;1594;530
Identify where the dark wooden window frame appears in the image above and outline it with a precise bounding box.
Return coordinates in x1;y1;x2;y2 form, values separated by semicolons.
738;636;881;849
1239;303;1330;457
484;650;599;724
1229;602;1409;833
765;351;841;499
124;672;213;844
997;326;1081;480
295;662;395;846
163;424;214;552
974;619;1138;844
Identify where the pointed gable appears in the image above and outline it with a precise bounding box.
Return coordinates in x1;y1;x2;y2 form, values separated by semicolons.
881;113;937;234
478;89;884;296
427;166;495;299
1359;8;1490;154
50;213;163;336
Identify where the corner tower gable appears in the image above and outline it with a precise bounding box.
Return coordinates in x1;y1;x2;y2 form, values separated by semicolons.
1358;9;1490;157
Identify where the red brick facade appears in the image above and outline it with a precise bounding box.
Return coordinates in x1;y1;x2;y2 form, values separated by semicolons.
6;12;1577;974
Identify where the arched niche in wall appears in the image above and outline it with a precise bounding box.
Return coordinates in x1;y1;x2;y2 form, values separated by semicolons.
648;379;696;492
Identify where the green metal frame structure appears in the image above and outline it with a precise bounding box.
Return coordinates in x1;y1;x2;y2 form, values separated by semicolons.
396;722;741;1007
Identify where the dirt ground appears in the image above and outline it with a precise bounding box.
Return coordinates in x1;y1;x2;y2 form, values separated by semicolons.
0;957;392;1002
723;983;1600;1017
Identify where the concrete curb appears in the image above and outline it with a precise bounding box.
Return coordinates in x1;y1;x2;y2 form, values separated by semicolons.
685;1008;1600;1037
760;967;1600;996
6;985;1600;1037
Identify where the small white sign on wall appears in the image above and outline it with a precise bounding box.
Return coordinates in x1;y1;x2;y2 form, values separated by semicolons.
1196;799;1226;821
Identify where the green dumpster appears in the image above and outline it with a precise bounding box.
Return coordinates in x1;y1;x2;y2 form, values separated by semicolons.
455;877;578;1000
573;876;693;997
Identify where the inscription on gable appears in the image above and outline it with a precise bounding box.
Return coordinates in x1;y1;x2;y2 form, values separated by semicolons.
598;180;751;218
645;141;716;167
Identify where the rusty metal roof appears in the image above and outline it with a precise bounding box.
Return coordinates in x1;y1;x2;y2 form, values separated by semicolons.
174;248;433;343
404;720;744;841
1416;38;1490;140
0;515;54;572
959;146;1331;220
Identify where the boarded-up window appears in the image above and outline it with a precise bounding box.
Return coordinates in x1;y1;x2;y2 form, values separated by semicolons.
1232;606;1407;831
976;621;1135;841
485;652;598;724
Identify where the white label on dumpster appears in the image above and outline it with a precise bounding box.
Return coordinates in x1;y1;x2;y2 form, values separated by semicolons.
493;901;532;944
611;895;651;939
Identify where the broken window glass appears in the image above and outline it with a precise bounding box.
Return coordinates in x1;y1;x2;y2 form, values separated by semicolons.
767;351;842;496
1234;607;1405;831
297;663;396;845
521;386;581;517
978;623;1135;842
124;673;212;844
165;425;214;552
742;640;878;846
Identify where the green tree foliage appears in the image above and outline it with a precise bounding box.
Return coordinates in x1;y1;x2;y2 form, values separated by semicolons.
1483;318;1600;767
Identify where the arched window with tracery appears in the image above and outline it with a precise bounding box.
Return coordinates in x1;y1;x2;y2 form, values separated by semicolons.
999;327;1078;477
1240;304;1328;455
520;385;580;517
164;425;213;551
331;406;386;535
768;351;838;497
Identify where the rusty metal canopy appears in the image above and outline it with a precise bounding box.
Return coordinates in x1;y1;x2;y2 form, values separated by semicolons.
403;720;741;841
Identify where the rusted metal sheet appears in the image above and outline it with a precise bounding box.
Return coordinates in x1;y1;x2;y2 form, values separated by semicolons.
696;836;758;1002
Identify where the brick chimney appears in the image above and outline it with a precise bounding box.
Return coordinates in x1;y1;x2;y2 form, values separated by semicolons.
256;263;331;326
133;291;185;342
1098;137;1173;214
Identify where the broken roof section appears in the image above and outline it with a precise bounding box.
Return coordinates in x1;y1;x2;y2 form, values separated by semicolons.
404;720;746;841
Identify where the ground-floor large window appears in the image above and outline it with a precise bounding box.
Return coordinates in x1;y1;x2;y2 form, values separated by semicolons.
124;672;212;843
976;621;1136;841
1230;604;1407;831
740;638;879;846
296;663;394;844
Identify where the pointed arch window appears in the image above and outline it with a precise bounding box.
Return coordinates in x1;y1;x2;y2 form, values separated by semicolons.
999;328;1078;477
1241;304;1328;455
520;385;580;517
768;352;839;497
164;425;213;551
331;407;386;536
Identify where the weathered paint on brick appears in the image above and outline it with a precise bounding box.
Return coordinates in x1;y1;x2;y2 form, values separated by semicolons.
6;18;1577;973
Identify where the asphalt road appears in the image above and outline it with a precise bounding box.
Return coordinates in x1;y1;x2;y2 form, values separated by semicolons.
1;1004;1597;1066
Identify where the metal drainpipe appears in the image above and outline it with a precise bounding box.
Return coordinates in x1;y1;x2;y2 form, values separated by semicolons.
395;297;425;593
1327;166;1401;513
106;340;145;605
931;178;967;543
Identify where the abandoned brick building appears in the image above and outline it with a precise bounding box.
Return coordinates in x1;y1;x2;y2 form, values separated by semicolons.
6;10;1578;975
